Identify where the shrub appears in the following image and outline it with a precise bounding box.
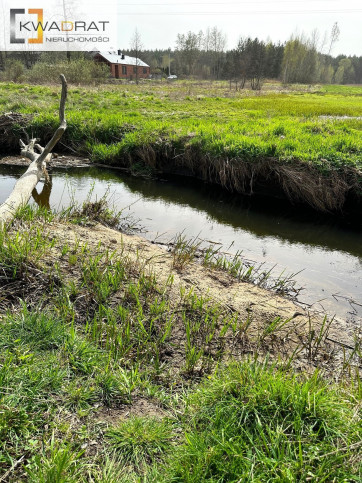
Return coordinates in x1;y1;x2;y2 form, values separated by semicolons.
27;59;110;85
0;59;25;82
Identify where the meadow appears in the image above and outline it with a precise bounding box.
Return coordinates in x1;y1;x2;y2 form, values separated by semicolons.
0;203;360;481
0;80;361;212
0;81;362;480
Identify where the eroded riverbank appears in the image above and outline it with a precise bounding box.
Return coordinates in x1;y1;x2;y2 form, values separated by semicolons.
1;157;361;324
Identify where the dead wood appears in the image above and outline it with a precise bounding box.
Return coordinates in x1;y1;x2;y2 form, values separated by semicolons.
0;75;67;225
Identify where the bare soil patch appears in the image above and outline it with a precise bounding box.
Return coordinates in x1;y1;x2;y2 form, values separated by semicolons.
95;398;166;425
47;221;359;377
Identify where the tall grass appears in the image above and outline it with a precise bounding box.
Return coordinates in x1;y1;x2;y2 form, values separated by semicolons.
163;361;362;482
0;194;360;481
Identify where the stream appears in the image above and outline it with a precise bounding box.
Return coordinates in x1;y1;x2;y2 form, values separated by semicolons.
1;163;361;324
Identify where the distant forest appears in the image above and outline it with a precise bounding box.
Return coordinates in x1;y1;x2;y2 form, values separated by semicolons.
124;25;362;86
1;24;361;86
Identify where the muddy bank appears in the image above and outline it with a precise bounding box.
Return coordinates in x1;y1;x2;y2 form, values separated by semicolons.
1;153;362;220
155;153;362;215
45;220;359;374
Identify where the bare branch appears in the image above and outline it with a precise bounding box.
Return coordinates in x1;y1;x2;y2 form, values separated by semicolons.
36;74;67;165
20;137;40;162
34;143;44;153
328;22;340;55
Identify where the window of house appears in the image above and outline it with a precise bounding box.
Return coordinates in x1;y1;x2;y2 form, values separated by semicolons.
133;66;137;74
122;65;127;75
143;67;147;74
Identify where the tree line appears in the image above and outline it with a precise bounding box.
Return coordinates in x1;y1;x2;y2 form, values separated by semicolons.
133;24;362;87
1;24;361;86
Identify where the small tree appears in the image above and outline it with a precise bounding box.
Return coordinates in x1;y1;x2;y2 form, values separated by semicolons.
282;35;317;84
130;28;144;84
328;22;340;55
175;31;203;76
334;58;355;84
204;26;226;79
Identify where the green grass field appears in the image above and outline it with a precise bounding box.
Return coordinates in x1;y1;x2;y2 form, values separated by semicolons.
0;80;361;169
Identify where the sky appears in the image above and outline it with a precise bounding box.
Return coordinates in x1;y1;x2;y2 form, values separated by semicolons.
114;0;362;56
0;0;361;55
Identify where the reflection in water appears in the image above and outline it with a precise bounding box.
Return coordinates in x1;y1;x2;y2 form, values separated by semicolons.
0;164;361;321
32;176;53;209
114;173;362;258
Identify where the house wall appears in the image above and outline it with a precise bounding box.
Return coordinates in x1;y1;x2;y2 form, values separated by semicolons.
93;55;150;79
110;64;150;79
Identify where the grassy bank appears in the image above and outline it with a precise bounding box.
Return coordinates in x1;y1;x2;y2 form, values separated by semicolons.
0;80;361;212
0;203;361;481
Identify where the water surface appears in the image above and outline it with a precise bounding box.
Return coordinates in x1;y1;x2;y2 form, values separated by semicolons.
1;164;361;322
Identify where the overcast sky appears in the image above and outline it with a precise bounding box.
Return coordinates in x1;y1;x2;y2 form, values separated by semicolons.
114;0;362;56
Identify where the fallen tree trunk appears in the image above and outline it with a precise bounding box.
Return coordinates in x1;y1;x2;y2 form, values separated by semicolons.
0;75;67;225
